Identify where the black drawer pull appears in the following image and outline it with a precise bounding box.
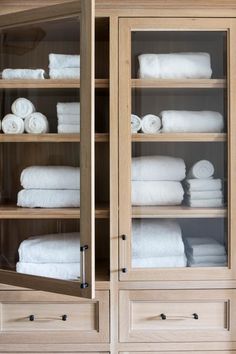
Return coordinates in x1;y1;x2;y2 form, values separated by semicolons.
160;313;199;320
29;314;34;321
62;314;67;321
160;313;166;320
193;313;199;320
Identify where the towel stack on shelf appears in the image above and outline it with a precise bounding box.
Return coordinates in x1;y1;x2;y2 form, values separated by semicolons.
16;232;80;280
57;102;80;133
49;53;80;79
17;166;80;208
131;114;161;134
2;69;45;80
184;237;227;267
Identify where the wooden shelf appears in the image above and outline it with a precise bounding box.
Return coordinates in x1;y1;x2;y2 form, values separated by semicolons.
0;133;109;143
131;79;226;89
132;133;226;142
0;79;109;89
132;206;227;218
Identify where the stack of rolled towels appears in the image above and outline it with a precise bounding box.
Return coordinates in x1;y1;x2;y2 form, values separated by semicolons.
17;166;80;208
57;102;80;133
17;232;80;279
184;237;227;267
132;155;186;205
49;53;80;79
185;160;223;207
131;114;161;134
132;219;187;268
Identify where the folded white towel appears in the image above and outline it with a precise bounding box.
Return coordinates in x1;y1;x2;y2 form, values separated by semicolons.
2;114;24;134
187;160;214;179
185;178;222;191
16;262;80;280
132;155;186;181
24;112;49;134
186;253;227;265
188;262;227;267
132;219;184;258
187;190;223;200
161;110;224;133
138;52;212;79
184;237;226;257
186;197;223;208
2;69;45;79
57;114;80;125
49;54;80;69
141;114;161;134
131;114;142;133
11;98;35;118
132;181;184;206
21;166;80;190
57;102;80;115
132;255;187;268
18;232;80;263
17;189;80;208
58;124;80;133
49;68;80;79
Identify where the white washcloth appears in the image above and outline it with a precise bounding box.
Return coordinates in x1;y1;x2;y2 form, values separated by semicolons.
21;166;80;190
132;219;184;258
184;237;226;257
49;54;80;69
11;98;35;118
18;232;80;263
138;52;212;79
132;155;186;181
58;124;80;133
2;69;45;79
57;114;80;125
24;112;49;134
17;189;80;208
16;262;80;280
187;254;227;265
132;255;187;268
187;160;214;179
185;178;222;191
131;114;142;133
161;110;224;133
132;181;184;206
141;114;161;134
187;190;223;200
57;102;80;115
49;68;80;79
2;114;24;134
186;197;223;208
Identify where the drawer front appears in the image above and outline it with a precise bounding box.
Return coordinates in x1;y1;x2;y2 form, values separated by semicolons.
0;290;109;343
119;290;236;342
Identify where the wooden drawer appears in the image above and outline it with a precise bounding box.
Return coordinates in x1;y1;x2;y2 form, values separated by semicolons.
119;289;236;342
0;290;109;343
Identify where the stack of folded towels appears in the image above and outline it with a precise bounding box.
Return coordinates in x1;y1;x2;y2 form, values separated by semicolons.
16;232;80;280
131;114;161;134
185;160;223;208
17;166;80;208
184;236;227;267
2;69;45;80
132;155;186;205
57;102;80;133
49;53;80;79
132;219;187;268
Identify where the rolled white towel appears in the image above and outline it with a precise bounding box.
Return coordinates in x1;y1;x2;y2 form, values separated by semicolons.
185;197;223;208
131;114;142;133
16;262;80;280
58;124;80;133
141;114;161;134
132;255;187;268
11;98;35;118
132;155;186;181
185;178;222;191
49;53;80;69
17;189;80;208
132;181;184;206
2;69;45;79
187;190;223;200
21;166;80;190
184;237;226;257
57;102;80;115
161;110;224;133
138;52;212;79
49;68;80;79
187;160;214;179
57;114;80;125
2;114;24;134
24;112;49;134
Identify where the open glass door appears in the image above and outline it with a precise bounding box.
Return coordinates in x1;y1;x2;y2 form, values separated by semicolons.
0;0;95;298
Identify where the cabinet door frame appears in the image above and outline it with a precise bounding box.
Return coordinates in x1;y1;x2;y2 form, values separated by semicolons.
118;17;236;281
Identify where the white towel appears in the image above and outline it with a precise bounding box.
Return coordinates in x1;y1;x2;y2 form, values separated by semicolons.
58;124;80;133
132;155;186;181
57;114;80;125
57;102;80;115
17;189;80;208
132;219;184;258
18;232;80;263
187;254;227;265
49;68;80;79
132;255;187;268
2;69;45;79
141;114;161;134
49;54;80;69
132;181;184;206
184;237;226;257
185;178;222;191
161;110;224;133
187;160;214;179
24;112;49;134
186;197;223;208
188;262;227;267
11;98;35;119
16;262;80;280
187;190;223;200
131;114;142;133
21;166;80;190
2;114;24;134
138;52;212;79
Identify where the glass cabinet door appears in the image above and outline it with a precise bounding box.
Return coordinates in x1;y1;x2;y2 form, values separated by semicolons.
0;1;95;298
119;18;236;281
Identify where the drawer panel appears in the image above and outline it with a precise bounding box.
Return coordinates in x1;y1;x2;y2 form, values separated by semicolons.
119;289;236;342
